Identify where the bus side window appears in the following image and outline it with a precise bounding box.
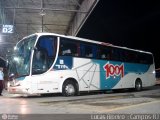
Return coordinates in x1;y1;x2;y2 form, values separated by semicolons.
100;49;107;59
60;38;79;57
62;49;71;55
87;46;92;58
92;45;98;58
76;43;80;57
138;53;152;64
98;47;110;60
82;44;97;58
111;49;118;61
101;54;106;59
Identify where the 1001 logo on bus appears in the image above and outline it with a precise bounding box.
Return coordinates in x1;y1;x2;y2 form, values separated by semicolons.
103;62;124;79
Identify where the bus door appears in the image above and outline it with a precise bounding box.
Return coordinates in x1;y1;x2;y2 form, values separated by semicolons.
32;36;57;93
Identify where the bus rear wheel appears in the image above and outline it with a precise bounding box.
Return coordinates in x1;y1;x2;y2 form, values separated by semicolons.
135;79;142;91
62;80;78;96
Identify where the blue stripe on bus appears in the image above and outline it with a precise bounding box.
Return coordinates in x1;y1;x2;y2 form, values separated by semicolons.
52;56;150;90
53;56;73;70
93;60;150;89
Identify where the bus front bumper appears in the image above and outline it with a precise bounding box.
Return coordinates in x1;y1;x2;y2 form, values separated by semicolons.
8;86;29;94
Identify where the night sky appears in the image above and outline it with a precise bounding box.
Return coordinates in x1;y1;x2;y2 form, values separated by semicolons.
77;0;160;69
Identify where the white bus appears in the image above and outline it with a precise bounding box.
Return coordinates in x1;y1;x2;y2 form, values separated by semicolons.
7;33;156;96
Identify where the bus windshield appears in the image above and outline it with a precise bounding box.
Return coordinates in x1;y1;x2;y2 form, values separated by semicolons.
9;35;37;77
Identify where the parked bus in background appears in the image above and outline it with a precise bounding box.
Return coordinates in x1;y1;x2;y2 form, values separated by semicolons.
7;33;156;96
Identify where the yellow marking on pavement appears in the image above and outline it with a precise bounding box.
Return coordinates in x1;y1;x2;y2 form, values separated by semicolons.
106;100;160;112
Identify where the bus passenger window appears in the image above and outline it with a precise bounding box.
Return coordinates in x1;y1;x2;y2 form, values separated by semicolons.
82;44;97;58
84;47;92;58
101;54;106;59
62;49;71;55
60;38;78;57
86;53;93;58
99;47;111;60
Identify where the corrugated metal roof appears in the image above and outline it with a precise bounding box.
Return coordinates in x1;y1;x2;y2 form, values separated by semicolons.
0;0;97;59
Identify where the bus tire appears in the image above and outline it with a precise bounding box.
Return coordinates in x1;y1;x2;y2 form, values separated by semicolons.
62;80;78;96
135;79;142;91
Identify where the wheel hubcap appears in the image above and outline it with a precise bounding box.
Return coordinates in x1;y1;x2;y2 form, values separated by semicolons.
65;84;75;95
136;82;141;90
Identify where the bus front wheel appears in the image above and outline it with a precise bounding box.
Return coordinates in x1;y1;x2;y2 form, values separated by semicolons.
135;79;142;91
62;80;78;96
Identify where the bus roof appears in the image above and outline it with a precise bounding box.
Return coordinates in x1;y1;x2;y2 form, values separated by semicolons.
22;32;152;55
